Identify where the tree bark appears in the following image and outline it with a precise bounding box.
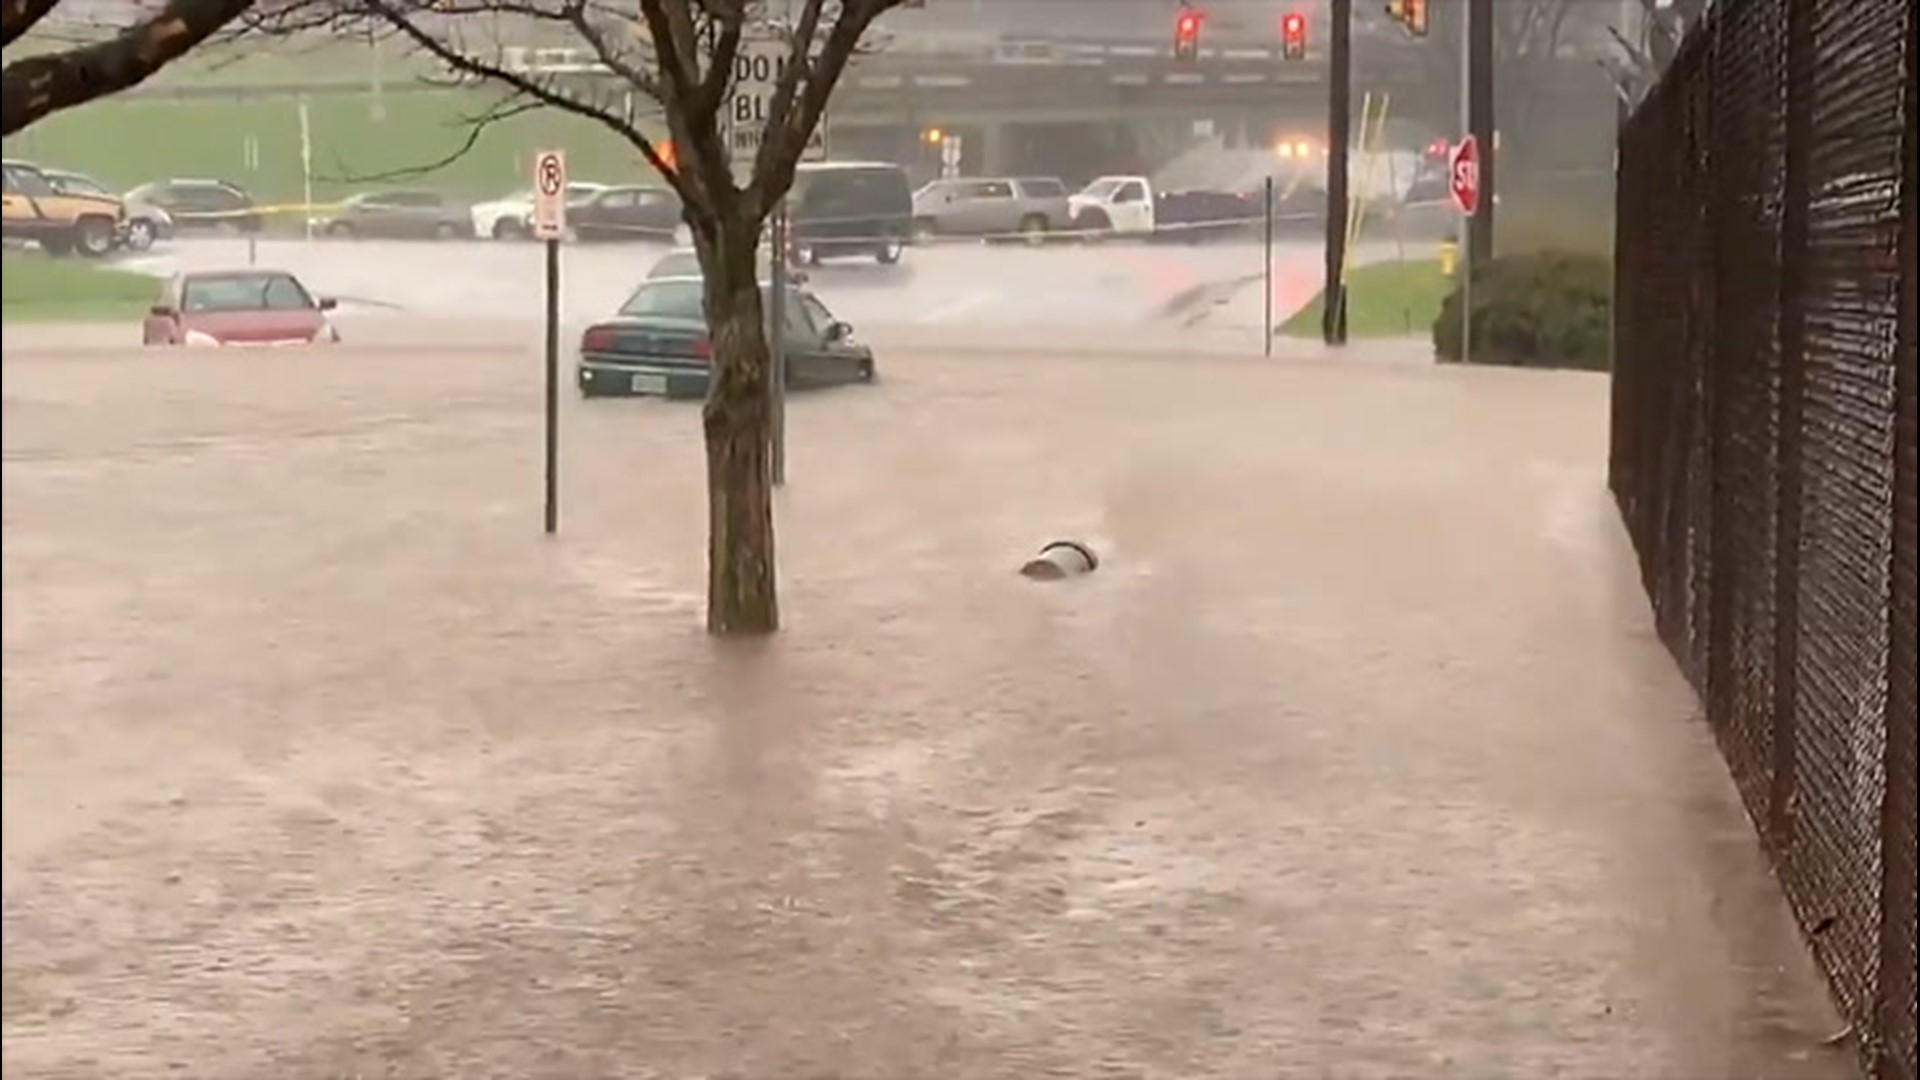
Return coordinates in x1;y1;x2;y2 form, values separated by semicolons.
699;214;779;636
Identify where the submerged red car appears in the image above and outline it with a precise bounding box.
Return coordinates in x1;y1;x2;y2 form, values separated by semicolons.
142;269;340;347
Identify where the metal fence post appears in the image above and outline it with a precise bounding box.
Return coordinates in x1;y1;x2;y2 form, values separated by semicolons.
1876;8;1918;1074
1767;0;1811;852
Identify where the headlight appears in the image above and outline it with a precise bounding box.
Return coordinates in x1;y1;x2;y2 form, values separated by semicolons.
182;329;222;347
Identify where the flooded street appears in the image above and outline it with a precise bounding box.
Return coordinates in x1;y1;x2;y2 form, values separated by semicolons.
2;325;1850;1078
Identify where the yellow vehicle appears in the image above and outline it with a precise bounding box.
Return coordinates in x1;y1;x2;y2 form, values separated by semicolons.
2;158;126;257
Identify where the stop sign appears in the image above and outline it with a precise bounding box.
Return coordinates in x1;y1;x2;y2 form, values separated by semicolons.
1448;134;1480;216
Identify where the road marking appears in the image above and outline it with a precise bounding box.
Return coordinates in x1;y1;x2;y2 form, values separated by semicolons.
1164;73;1204;85
1111;73;1150;85
914;74;971;87
1223;73;1268;84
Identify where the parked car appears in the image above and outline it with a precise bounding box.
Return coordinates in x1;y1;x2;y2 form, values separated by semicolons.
577;275;873;399
142;269;340;347
789;161;913;265
471;181;607;239
911;176;1070;242
645;245;805;284
2;158;126;257
1067;174;1263;243
568;184;682;243
316;190;473;239
39;167;171;251
125;178;261;233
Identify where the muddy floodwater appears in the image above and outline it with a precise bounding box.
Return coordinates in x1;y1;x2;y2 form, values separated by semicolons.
2;323;1852;1079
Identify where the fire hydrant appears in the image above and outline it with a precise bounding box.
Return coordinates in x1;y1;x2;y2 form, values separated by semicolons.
1438;237;1460;279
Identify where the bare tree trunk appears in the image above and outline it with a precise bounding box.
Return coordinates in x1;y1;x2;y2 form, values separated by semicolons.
699;214;778;635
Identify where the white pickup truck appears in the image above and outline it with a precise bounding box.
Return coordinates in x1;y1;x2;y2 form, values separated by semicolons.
1066;174;1263;242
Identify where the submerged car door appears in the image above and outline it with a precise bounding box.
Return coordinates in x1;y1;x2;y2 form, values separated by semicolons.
783;292;861;385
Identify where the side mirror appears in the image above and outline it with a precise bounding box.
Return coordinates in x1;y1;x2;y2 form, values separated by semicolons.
149;304;174;317
826;321;853;343
317;297;338;311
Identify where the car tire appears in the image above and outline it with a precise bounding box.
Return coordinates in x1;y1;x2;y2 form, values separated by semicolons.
874;238;903;265
123;218;157;252
490;218;523;240
912;217;937;243
1072;208;1112;243
434;222;463;240
74;217;117;258
326;221;355;239
1019;214;1049;246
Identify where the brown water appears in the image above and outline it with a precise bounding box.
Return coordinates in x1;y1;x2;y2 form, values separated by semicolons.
1;325;1853;1079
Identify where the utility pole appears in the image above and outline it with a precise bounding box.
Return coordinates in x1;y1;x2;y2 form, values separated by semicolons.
1467;0;1495;261
1323;0;1352;345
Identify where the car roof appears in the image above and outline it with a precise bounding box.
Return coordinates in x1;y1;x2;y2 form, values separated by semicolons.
180;268;300;281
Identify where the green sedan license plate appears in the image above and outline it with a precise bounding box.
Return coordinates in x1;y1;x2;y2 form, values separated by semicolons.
629;373;667;394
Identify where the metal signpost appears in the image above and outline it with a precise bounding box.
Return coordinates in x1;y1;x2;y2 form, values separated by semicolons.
726;35;827;488
532;149;567;533
1448;133;1481;364
1452;0;1479;364
1263;174;1274;358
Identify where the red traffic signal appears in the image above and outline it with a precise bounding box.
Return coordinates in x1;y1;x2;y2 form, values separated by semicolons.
1173;9;1201;60
1281;11;1307;60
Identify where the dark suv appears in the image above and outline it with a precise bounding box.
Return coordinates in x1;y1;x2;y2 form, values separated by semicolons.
789;162;913;266
125;178;261;233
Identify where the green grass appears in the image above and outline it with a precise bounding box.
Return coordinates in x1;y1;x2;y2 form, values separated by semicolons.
1;254;160;322
2;87;664;209
1279;258;1453;339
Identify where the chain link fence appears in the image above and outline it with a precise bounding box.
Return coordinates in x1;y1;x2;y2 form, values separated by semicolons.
1611;0;1915;1076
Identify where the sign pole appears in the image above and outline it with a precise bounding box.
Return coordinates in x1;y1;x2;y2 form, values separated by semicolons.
1457;2;1473;365
1263;174;1274;358
531;149;568;534
770;199;789;487
543;236;560;534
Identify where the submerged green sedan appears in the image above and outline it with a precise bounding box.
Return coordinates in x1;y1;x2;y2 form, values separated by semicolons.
577;276;876;400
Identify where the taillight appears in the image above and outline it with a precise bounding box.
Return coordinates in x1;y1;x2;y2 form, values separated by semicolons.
581;326;615;352
691;338;712;358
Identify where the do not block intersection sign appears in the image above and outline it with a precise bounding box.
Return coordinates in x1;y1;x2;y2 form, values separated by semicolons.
725;37;827;180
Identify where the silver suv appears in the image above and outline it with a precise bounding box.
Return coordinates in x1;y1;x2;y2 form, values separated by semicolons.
911;176;1070;243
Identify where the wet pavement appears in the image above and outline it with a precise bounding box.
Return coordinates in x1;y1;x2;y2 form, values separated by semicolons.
117;235;1396;334
1;324;1853;1079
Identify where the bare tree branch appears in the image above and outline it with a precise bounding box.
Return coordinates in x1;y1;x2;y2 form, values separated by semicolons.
751;0;904;217
349;0;693;208
1;0;61;50
1;0;256;136
316;95;543;186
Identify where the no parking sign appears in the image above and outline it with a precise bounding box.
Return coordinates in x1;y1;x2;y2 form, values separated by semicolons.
532;149;567;241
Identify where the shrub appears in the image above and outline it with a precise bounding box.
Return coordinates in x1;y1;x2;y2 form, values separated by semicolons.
1431;251;1613;371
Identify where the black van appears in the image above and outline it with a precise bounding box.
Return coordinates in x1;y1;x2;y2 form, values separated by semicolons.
788;162;912;265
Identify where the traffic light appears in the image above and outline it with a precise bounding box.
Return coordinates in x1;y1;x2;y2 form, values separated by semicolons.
1173;8;1201;61
1281;11;1307;60
1386;0;1428;36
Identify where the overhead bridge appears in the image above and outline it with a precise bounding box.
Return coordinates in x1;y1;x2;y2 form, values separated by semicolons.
502;44;1352;127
